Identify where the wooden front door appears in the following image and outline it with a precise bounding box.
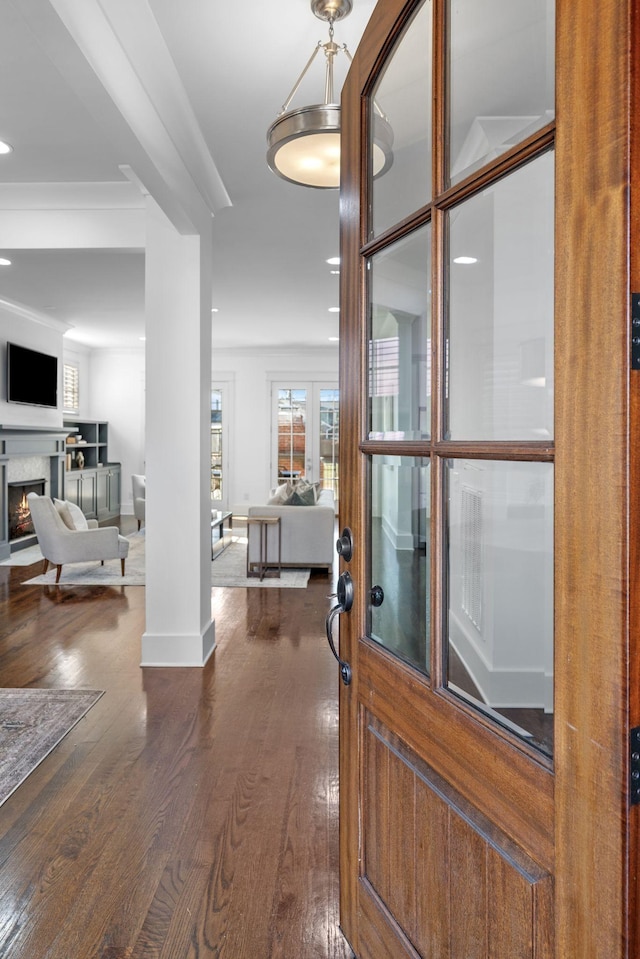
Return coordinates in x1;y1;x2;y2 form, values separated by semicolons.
335;0;638;956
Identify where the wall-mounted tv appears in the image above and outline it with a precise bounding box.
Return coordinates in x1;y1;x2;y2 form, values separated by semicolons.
6;342;58;409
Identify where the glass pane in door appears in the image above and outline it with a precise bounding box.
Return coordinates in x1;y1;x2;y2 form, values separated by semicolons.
319;388;339;501
447;151;554;440
369;224;432;441
446;458;554;756
369;456;430;675
370;0;432;238
449;0;555;185
277;389;307;483
211;389;222;500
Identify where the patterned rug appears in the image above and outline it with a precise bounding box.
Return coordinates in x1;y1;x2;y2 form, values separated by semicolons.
211;538;310;589
0;688;103;806
19;535;310;589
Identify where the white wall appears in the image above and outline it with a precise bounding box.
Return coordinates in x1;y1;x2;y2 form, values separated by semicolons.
86;348;146;514
0;304;67;428
212;347;339;515
60;344;338;517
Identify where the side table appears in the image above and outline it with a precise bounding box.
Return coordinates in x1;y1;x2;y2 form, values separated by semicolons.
246;516;281;581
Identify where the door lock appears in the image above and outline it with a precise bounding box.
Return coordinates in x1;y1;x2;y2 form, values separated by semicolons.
370;584;384;607
336;527;353;562
325;571;353;685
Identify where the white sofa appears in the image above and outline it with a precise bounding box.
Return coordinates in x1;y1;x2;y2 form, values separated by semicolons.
247;487;335;572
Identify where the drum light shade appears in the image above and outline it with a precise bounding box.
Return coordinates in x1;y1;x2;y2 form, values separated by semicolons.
266;0;393;189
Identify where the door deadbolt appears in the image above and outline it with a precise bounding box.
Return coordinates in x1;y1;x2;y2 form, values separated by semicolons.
336;527;353;562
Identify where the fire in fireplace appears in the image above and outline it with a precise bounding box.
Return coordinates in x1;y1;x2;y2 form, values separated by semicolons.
8;481;46;542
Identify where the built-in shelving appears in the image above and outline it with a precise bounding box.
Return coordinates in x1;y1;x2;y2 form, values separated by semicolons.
63;419;121;520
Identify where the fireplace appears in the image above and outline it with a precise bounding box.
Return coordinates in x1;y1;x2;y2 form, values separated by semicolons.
0;426;68;560
8;481;46;543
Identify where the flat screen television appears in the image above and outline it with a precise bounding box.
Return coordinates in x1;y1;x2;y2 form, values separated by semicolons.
6;342;58;409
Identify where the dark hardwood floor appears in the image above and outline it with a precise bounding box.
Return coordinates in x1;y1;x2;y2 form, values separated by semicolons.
0;524;352;959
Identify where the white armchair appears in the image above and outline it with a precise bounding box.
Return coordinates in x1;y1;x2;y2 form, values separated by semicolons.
27;492;129;584
132;474;145;530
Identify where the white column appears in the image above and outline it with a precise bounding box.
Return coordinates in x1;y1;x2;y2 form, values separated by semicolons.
141;197;214;666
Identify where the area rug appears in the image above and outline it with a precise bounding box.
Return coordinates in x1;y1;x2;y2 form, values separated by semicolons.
21;534;310;589
0;688;103;806
211;538;310;589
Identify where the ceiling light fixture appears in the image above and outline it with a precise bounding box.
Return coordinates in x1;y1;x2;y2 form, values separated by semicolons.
0;258;11;266
0;141;12;155
453;256;478;265
266;0;393;189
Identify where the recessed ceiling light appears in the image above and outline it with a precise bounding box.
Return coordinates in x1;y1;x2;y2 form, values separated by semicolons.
453;256;478;265
0;258;11;266
0;141;13;155
330;269;340;275
211;307;219;313
329;336;339;342
326;256;340;265
328;306;340;313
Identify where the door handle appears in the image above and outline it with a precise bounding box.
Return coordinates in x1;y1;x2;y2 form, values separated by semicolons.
325;571;353;686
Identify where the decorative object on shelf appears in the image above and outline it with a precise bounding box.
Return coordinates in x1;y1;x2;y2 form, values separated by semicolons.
76;451;85;470
266;0;393;188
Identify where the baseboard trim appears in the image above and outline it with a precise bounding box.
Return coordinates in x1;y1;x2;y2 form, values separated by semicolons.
140;620;215;667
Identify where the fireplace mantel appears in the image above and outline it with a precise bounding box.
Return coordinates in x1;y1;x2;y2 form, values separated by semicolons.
0;425;68;558
0;425;69;456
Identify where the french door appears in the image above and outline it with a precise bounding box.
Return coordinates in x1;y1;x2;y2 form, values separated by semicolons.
336;0;638;956
273;382;339;499
211;384;230;509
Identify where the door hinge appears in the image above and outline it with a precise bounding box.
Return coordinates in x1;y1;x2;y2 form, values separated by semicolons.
630;727;640;806
631;294;640;370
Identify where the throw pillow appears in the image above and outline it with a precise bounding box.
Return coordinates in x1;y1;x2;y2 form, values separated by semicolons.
65;500;89;530
54;498;76;530
284;486;316;507
54;498;89;530
293;479;319;503
268;482;292;505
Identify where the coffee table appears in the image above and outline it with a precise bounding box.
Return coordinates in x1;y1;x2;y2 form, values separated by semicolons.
211;509;233;559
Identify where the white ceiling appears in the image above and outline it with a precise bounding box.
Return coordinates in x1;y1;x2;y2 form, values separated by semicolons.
0;0;378;351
